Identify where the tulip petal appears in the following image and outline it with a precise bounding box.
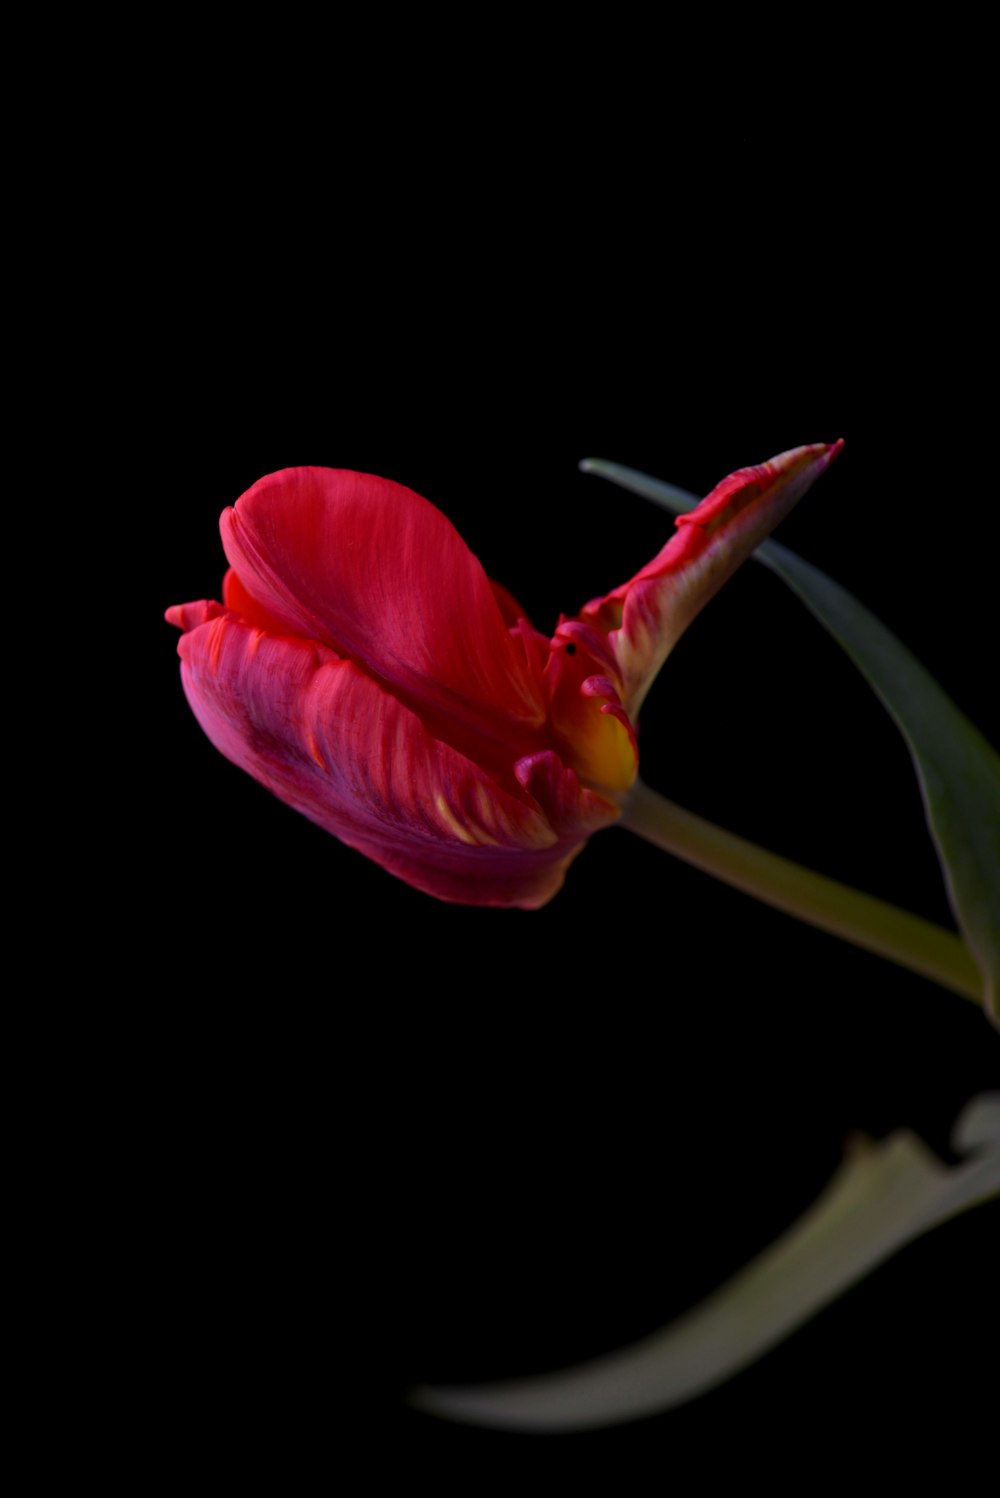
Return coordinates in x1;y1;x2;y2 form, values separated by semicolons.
164;598;228;632
219;468;546;771
580;443;844;715
172;607;615;908
222;566;293;635
514;751;621;837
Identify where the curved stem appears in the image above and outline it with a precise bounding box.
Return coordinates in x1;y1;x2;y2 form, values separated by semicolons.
620;779;983;1004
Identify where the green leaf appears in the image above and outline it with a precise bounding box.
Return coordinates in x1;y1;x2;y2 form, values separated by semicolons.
408;1094;1000;1430
580;458;1000;1024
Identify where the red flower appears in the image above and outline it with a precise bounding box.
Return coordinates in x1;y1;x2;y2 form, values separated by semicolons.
167;444;841;907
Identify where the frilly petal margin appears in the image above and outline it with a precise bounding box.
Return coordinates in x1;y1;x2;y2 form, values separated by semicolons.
170;607;619;908
582;442;844;715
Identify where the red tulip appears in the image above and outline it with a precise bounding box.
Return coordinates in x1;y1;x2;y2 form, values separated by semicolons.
167;444;842;907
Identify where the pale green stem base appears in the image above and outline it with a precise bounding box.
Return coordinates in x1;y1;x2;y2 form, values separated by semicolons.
620;779;983;1005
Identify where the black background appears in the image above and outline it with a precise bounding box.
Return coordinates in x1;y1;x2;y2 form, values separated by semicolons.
134;193;997;1478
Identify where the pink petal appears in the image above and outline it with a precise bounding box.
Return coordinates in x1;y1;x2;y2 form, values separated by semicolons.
219;468;547;771
514;751;621;837
581;442;844;714
164;598;228;632
174;608;617;909
222;567;293;635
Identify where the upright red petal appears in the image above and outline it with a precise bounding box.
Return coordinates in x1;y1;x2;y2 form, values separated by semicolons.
220;468;546;772
581;442;844;713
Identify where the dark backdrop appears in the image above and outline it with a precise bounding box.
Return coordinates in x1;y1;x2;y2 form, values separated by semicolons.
139;283;995;1479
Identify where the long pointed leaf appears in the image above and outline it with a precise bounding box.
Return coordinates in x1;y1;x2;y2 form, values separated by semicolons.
581;458;1000;1024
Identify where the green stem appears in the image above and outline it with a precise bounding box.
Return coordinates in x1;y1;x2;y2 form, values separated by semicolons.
620;779;983;1004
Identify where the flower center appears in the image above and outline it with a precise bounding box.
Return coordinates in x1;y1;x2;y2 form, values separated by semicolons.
545;630;637;793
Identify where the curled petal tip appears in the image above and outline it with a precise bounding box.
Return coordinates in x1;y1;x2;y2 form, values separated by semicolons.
165;599;227;632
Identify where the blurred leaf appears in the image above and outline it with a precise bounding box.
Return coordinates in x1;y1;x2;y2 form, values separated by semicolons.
409;1094;1000;1429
